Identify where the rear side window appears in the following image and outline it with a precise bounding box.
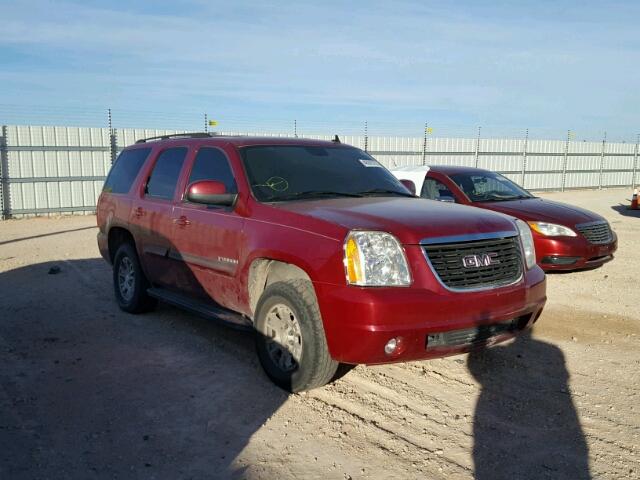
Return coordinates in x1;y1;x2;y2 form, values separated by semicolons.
145;147;188;200
103;148;151;194
187;147;237;193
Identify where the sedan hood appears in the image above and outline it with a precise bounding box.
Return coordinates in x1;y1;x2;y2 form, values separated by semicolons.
274;197;519;245
475;198;605;226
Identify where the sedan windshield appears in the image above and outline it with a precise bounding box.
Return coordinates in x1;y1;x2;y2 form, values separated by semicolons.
240;145;412;202
450;172;534;202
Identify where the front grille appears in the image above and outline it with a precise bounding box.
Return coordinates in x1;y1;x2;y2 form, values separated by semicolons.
575;221;612;244
426;316;528;349
423;235;523;290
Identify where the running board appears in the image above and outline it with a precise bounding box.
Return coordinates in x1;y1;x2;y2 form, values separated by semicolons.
147;287;253;331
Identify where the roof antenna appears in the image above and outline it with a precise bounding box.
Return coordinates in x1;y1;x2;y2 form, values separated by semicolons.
332;134;341;143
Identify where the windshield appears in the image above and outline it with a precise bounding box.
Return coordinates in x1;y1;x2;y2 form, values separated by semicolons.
240;145;412;202
450;172;533;202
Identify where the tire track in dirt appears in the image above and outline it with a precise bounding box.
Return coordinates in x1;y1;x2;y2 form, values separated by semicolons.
304;388;472;479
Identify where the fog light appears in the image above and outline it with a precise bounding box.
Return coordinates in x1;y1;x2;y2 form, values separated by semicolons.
384;337;399;355
541;255;580;265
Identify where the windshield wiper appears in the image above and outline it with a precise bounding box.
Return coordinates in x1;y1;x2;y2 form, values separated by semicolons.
481;197;514;202
357;188;415;198
479;193;529;202
266;190;364;202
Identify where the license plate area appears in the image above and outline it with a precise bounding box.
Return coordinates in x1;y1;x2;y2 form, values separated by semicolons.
426;315;529;349
597;244;613;256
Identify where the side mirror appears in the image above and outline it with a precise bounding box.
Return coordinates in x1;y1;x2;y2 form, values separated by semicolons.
186;180;237;207
399;179;416;196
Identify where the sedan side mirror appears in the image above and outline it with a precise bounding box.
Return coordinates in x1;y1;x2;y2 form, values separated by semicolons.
399;179;416;196
186;180;237;207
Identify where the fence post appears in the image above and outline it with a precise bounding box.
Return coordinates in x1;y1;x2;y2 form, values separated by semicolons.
632;134;639;189
110;129;118;164
474;126;481;167
108;109;117;164
0;125;10;219
521;128;529;187
561;130;570;192
422;122;428;165
364;121;368;152
599;131;606;190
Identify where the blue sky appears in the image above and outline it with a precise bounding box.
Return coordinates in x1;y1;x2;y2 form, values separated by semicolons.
1;0;639;139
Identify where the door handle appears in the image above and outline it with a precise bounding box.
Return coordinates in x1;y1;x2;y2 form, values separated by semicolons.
134;207;145;218
173;215;191;227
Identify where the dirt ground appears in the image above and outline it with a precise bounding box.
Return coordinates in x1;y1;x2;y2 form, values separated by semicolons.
0;188;638;480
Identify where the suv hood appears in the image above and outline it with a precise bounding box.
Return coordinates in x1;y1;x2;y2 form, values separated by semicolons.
475;198;605;226
274;197;518;245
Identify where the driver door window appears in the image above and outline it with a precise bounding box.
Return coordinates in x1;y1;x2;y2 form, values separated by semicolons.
187;147;237;193
421;178;455;202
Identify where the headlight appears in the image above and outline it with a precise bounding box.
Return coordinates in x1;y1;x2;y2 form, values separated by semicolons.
344;231;411;286
527;221;577;237
515;219;537;270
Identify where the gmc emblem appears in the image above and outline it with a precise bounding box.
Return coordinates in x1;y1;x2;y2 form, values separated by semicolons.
462;253;500;268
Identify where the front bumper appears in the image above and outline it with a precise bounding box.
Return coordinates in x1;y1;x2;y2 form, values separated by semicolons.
314;266;546;365
534;232;617;271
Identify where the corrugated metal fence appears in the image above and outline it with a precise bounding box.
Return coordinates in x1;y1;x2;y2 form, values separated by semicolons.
1;125;638;219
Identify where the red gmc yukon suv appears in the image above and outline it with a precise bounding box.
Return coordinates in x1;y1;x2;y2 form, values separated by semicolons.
97;133;546;392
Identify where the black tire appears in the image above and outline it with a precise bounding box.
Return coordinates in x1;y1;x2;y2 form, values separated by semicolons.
332;363;356;382
112;242;157;313
255;280;339;392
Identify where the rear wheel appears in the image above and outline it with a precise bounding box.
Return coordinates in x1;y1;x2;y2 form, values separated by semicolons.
112;243;157;313
255;280;338;392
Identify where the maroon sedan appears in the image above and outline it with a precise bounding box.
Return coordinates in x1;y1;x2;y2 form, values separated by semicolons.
392;165;617;271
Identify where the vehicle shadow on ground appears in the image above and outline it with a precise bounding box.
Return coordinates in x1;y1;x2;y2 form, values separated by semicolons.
610;204;640;217
0;258;288;479
468;329;591;480
0;225;97;246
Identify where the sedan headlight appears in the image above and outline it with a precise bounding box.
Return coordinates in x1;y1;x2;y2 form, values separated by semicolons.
344;231;411;286
515;219;537;270
527;221;577;237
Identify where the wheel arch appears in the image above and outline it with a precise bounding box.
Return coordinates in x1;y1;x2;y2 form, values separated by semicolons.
247;258;314;318
107;226;136;263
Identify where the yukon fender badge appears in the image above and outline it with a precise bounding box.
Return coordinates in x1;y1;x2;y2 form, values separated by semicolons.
217;256;238;265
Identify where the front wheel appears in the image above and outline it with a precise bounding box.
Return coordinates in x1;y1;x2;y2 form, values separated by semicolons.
255;280;338;392
112;243;157;313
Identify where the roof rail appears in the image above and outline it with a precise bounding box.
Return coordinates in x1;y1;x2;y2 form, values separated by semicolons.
135;132;217;144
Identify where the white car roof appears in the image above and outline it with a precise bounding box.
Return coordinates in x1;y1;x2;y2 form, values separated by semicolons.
391;165;430;194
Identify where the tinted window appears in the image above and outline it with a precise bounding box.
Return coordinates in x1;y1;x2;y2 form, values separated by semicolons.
421;178;455;202
240;146;411;202
103;148;151;194
188;147;237;193
146;147;188;200
450;172;533;202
